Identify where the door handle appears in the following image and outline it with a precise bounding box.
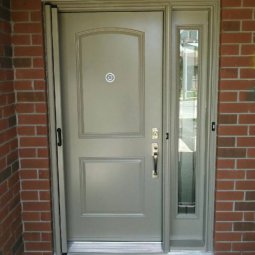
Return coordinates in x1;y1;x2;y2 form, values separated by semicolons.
152;143;159;178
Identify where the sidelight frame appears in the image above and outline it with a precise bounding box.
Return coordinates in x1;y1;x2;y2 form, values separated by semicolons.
43;0;219;254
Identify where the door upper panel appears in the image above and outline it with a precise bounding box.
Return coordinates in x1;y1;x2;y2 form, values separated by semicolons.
76;28;145;137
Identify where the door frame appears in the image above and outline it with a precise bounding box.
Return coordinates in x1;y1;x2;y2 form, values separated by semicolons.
43;0;219;254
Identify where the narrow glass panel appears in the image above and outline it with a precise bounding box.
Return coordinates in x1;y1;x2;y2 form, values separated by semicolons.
178;29;199;214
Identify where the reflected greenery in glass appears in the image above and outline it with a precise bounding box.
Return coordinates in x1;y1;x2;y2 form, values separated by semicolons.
178;30;199;214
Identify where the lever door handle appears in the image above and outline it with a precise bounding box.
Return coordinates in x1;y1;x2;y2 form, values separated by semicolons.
152;143;159;178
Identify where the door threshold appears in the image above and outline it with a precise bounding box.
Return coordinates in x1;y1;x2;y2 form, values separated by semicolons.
67;241;163;254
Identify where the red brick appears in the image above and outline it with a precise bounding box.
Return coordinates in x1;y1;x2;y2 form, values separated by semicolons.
14;23;42;34
218;114;237;124
240;68;255;78
239;114;255;124
20;158;49;169
14;81;33;90
221;0;242;7
221;33;252;44
34;80;45;89
216;191;244;201
216;181;234;191
243;233;255;241
218;126;247;136
22;212;40;221
16;69;45;79
216;212;243;221
39;170;50;179
216;201;233;211
13;58;31;68
246;166;255;178
16;103;35;113
17;126;35;135
217;148;246;158
221;56;253;67
36;126;48;135
19;148;36;158
232;242;255;251
222;9;253;20
20;137;48;147
33;58;45;68
35;103;47;113
241;45;255;55
25;242;52;251
21;180;50;190
242;21;255;31
20;191;38;201
215;222;232;231
236;180;255;189
243;0;255;6
39;191;50;201
12;34;31;45
219;103;249;113
220;79;255;91
24;222;51;232
41;233;52;242
237;137;255;147
222;21;240;31
19;169;37;179
214;242;232;252
30;11;42;22
220;69;238;79
18;115;47;125
217;169;243;179
244;212;255;221
247;148;255;157
217;137;235;147
32;35;43;45
11;11;29;22
17;92;45;102
12;0;42;10
219;91;237;101
220;45;239;55
237;159;255;169
41;212;51;221
14;46;43;57
239;91;255;102
215;232;241;241
23;202;51;211
23;232;41;241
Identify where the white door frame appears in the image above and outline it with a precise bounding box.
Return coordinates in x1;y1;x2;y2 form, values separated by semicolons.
43;1;219;254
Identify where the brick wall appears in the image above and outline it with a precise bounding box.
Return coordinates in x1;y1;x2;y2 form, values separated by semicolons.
215;0;255;254
0;0;23;254
11;0;53;253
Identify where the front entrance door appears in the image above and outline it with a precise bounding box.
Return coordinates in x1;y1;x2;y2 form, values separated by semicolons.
59;12;163;243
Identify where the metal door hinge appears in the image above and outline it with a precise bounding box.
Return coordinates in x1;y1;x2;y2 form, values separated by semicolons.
166;132;169;140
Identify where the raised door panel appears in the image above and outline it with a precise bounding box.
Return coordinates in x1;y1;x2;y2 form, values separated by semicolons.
76;29;145;137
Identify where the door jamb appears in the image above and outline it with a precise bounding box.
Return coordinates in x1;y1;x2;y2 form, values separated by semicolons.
43;1;219;254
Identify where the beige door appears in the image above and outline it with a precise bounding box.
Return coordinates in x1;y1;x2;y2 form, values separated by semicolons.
59;12;163;242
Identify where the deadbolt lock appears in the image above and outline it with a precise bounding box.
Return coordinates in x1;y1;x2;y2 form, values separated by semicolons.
152;128;159;139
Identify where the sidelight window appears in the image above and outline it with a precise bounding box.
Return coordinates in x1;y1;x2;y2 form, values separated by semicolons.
177;29;199;214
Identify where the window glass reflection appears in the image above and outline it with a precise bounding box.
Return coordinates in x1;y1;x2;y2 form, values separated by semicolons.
178;30;199;214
